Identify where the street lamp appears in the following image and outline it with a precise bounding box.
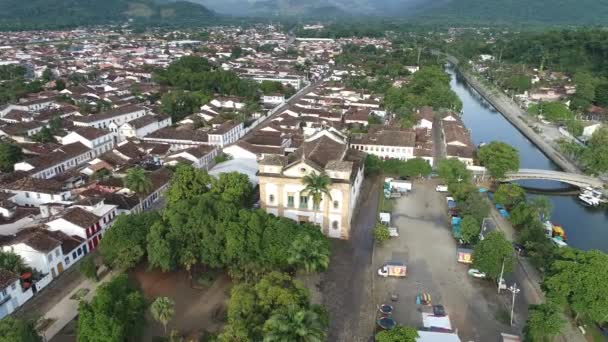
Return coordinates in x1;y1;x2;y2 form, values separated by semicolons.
508;283;521;326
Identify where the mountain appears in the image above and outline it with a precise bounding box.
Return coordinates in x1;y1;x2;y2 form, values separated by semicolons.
413;0;608;25
0;0;214;30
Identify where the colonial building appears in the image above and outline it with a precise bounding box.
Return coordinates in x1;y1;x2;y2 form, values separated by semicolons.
350;130;416;161
258;129;365;239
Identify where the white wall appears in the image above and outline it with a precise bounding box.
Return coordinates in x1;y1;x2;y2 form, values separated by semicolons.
8;190;71;207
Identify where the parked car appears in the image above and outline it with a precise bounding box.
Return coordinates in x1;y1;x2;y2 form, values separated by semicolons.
512;242;526;255
436;185;448;192
468;268;486;279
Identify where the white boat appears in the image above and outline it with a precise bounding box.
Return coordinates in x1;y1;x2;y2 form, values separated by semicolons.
579;194;600;207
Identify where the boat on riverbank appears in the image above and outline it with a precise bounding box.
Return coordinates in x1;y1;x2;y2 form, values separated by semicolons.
579;187;605;207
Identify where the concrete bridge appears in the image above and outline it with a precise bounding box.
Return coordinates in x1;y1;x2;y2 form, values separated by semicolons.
503;169;604;188
468;166;604;188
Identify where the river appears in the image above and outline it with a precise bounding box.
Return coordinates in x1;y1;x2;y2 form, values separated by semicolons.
446;66;608;252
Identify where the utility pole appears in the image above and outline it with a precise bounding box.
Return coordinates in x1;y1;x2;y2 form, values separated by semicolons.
508;283;520;326
497;257;505;294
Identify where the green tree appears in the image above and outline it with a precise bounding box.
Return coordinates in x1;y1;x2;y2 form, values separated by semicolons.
460;215;480;245
301;172;332;226
364;155;383;175
79;254;98;281
160;90;207;122
78;275;146;342
529;196;552;220
287;234;330;273
124;167;152;210
0;143;23;172
375;325;419;342
99;211;160;270
473;231;514;280
220;272;311;341
595;83;608;107
211;171;253;206
373;223;391;243
401;158;432;178
478;142;520;179
524;303;565;342
41;68;53;82
437;158;471;185
459;192;490;223
54;78;66;91
581;127;608;175
571;72;596;111
0;317;42;342
151;297;175;334
0;250;29;274
509;203;536;229
165;164;210;206
263;305;326;342
494;184;526;208
32;127;55;143
543;249;608;322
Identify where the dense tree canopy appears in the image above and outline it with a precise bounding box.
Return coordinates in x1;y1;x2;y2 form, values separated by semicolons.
524;303;565;342
473;231;514;280
543;249;608;323
478;142;520;179
384;66;462;113
219;272;325;342
438;158;471;185
460;215;481;245
154;56;259;101
581;127;608;175
0;317;41;342
529;102;574;122
493;184;526;209
99;211;160;270
78;275;146;342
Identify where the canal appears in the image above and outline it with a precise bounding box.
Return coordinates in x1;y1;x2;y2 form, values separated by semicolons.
446;66;608;252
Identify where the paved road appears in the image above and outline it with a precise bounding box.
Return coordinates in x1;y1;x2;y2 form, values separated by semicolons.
433;117;446;165
322;176;380;342
240;78;325;141
374;180;520;341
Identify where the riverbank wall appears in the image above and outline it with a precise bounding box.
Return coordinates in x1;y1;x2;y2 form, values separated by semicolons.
446;58;582;175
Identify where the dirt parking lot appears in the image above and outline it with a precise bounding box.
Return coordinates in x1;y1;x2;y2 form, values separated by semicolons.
373;179;520;341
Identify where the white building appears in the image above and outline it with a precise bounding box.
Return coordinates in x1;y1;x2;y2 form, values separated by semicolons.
0;269;33;319
350;130;416;161
73;104;147;130
165;145;219;169
14;142;93;179
2;177;72;207
262;94;286;105
208;121;244;147
116;114;171;142
61;127;115;158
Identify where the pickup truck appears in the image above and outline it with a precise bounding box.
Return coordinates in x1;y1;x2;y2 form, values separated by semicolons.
377;262;407;278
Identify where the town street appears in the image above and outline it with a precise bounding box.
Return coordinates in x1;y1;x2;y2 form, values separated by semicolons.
322;176;381;341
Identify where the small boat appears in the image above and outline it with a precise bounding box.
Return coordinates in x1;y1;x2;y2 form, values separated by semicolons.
579;194;600;207
552;224;567;241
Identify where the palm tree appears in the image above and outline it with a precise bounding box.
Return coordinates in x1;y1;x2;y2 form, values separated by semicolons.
124;167;152;212
300;172;332;228
263;305;326;342
150;296;175;334
287;235;330;273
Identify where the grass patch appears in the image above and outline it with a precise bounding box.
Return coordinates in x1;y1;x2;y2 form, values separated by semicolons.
495;308;511;326
70;288;90;301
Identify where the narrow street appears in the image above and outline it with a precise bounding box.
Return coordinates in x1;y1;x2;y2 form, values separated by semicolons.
322;176;380;342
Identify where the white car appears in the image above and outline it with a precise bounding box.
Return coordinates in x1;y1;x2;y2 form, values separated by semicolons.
468;269;486;279
436;185;448;192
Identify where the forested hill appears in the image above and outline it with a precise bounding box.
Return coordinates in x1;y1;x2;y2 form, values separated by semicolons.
0;0;215;31
415;0;608;25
